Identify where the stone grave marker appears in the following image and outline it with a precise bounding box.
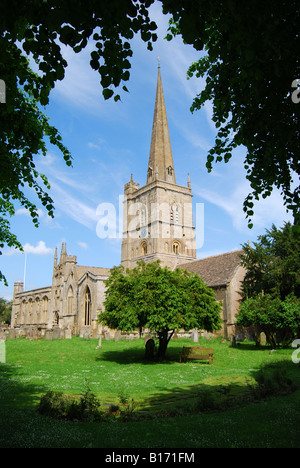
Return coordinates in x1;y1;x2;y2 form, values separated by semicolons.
145;338;155;359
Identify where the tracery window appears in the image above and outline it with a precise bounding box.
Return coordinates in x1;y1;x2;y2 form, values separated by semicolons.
84;287;92;326
141;241;147;256
67;286;73;315
172;241;181;255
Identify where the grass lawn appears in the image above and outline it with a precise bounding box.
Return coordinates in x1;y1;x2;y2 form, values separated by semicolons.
0;336;300;448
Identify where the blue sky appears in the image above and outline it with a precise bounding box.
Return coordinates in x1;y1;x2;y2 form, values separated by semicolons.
1;2;293;300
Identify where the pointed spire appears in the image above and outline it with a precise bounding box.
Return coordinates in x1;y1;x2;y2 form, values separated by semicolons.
147;66;176;185
60;242;67;264
54;246;58;268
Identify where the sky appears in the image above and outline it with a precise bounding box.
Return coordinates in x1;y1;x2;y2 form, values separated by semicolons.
0;2;294;300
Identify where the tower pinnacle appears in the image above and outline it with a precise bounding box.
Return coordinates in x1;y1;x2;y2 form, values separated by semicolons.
147;67;176;185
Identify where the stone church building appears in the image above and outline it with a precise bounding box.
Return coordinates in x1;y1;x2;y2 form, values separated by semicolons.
11;67;245;339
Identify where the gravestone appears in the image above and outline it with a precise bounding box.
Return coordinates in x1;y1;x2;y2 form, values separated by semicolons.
44;330;53;341
65;329;72;339
114;331;121;342
7;329;17;339
192;330;199;343
105;332;110;341
52;328;61;340
260;332;267;346
230;335;236;347
145;338;155;359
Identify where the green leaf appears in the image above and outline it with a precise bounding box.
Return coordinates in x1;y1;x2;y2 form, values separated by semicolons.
102;88;114;100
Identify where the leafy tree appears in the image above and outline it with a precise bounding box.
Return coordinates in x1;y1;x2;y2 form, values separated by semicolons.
164;0;300;227
100;261;222;359
240;222;300;300
0;298;12;324
237;222;300;347
2;0;300;285
0;0;158;284
236;294;300;348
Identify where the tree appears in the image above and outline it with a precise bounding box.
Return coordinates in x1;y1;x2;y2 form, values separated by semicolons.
240;222;300;300
0;0;158;284
236;222;300;347
236;294;300;348
100;261;222;359
2;0;300;284
0;298;12;324
164;0;300;227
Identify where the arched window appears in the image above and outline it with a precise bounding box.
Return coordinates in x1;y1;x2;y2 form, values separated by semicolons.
167;165;173;176
42;296;48;323
67;286;73;315
28;299;33;324
172;241;181;255
35;297;40;319
84;287;92;326
141;241;147;256
53;311;59;326
21;300;26;324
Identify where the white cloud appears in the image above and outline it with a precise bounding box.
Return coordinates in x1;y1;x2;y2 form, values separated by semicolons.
23;241;54;255
4;241;54;256
77;241;88;249
16;207;44;218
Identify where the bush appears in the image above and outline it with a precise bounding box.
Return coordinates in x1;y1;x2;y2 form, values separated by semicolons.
252;365;296;399
38;381;103;422
118;388;136;421
38;391;74;420
194;388;220;412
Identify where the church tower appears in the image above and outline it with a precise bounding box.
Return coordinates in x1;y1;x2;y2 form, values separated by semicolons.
121;66;196;269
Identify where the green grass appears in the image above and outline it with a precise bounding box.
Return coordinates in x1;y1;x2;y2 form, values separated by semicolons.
0;336;300;448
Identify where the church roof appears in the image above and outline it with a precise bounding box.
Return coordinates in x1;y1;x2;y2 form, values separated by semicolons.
147;66;176;184
74;265;111;281
178;250;244;287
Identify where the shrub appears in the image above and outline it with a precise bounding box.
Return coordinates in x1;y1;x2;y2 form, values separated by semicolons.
37;381;103;422
118;388;136;421
38;391;74;420
194;389;220;412
252;365;296;399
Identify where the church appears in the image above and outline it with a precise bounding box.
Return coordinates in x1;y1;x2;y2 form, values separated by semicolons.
11;67;245;339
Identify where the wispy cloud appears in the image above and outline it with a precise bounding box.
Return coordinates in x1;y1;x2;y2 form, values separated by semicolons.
77;241;88;249
194;179;293;233
49;180;98;230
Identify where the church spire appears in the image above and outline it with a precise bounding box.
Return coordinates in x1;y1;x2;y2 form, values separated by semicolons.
147;66;176;185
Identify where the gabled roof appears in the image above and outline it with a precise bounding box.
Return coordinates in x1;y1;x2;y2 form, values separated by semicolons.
74;265;111;282
179;250;244;287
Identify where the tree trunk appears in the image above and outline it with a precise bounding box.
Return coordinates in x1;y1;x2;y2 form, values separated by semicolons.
156;329;174;360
